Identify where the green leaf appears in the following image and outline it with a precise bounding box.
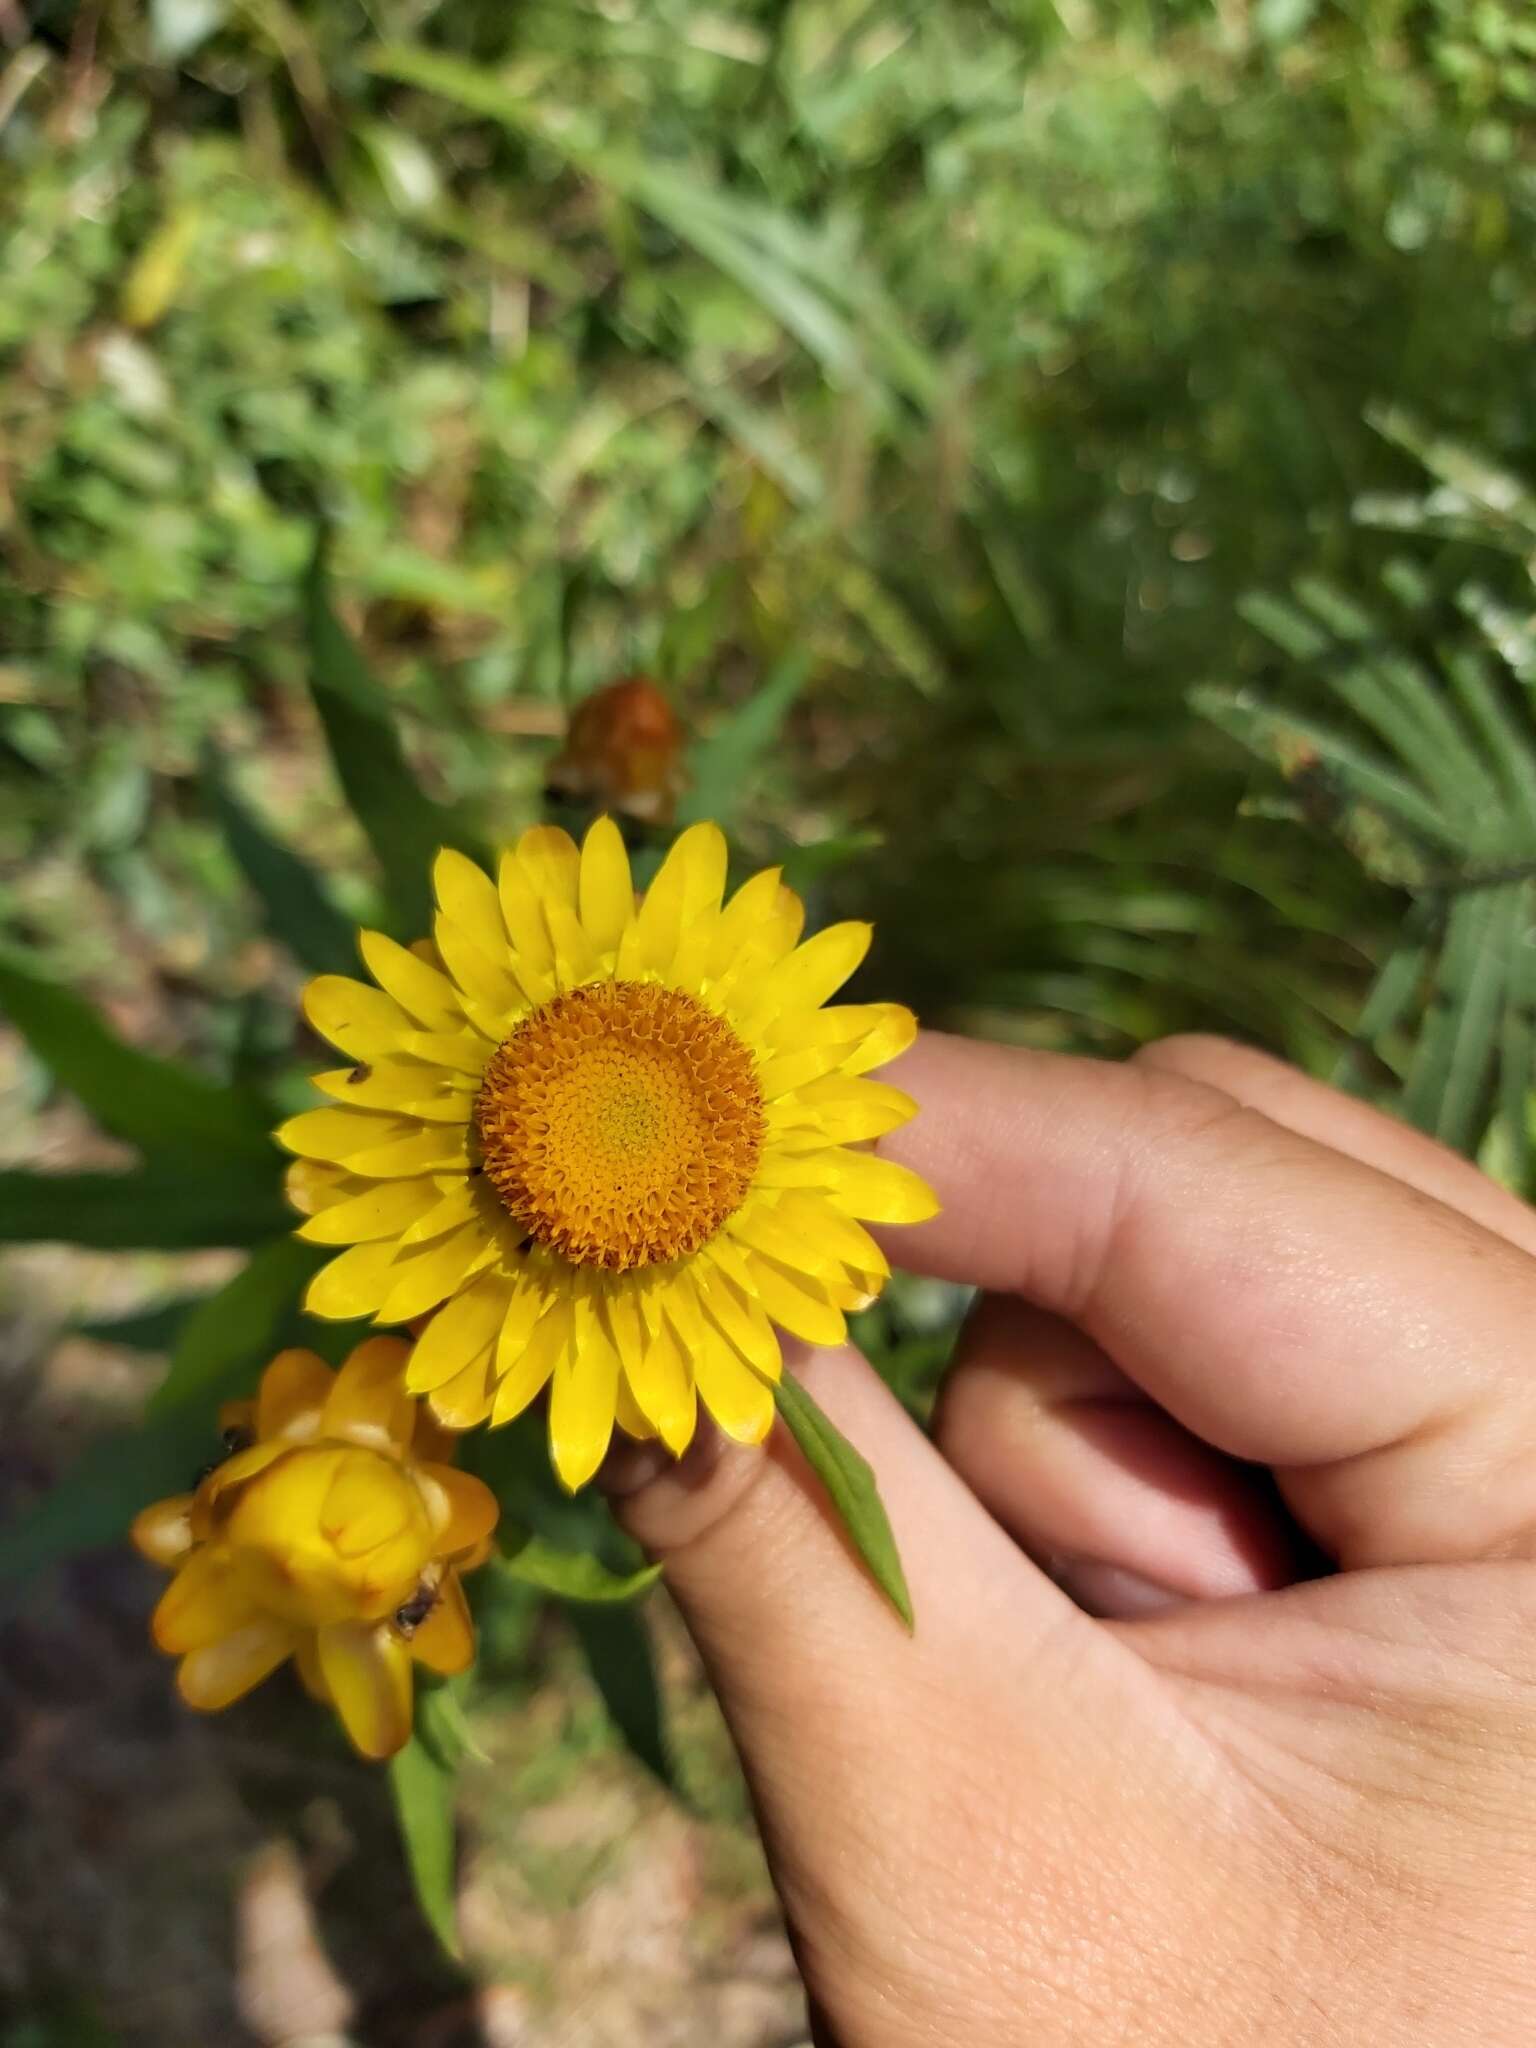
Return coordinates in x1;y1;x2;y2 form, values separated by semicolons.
0;1401;228;1595
1402;886;1518;1151
0;954;272;1161
203;746;358;975
304;539;480;938
772;1371;913;1629
677;651;811;827
388;1731;462;1960
565;1600;673;1789
0;1164;290;1248
148;1238;323;1416
498;1536;661;1603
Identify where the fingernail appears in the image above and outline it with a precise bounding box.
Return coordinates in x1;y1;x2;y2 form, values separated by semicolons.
1047;1557;1186;1619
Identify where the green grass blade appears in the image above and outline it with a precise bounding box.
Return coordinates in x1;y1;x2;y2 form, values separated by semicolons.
147;1238;323;1416
498;1539;661;1603
304;540;479;939
772;1370;912;1629
0;954;272;1161
565;1600;674;1790
1331;937;1429;1092
678;651;812;827
203;746;358;975
389;1733;462;1960
1401;887;1516;1151
0;1165;290;1248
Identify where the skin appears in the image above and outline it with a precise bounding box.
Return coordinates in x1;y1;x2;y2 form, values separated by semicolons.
606;1031;1536;2047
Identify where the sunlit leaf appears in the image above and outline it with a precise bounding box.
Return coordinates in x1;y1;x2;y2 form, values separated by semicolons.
498;1537;661;1604
772;1371;912;1629
389;1729;462;1960
566;1601;673;1789
0;1165;290;1248
203;746;358;975
147;1238;323;1415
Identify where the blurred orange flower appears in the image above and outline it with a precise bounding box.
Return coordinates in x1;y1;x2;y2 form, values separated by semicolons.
545;677;684;823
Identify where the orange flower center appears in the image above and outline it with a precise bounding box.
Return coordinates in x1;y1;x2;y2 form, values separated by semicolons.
473;981;765;1271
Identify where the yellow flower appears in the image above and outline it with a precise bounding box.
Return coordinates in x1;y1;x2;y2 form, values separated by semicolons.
277;818;938;1491
131;1337;499;1760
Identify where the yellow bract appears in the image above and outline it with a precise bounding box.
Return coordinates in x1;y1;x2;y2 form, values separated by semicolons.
131;1338;499;1760
277;816;938;1492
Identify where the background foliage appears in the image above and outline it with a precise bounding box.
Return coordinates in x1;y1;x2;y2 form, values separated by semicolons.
5;1;1536;2041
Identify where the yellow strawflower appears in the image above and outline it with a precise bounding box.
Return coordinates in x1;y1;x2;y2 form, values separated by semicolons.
277;818;938;1491
131;1337;498;1760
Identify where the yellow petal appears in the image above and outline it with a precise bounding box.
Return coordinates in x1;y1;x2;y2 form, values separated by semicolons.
497;850;559;1000
547;1300;618;1491
490;1293;570;1425
429;1348;496;1429
418;1463;500;1557
401;1029;494;1075
433;909;524;1027
705;866;791;979
433;847;508;962
276;1105;411;1164
316;1621;414;1759
770;1189;890;1281
297;1176;443;1246
625;1311;697;1457
312;1065;474;1123
728;1199;835;1279
322;1335;414;1450
153;1547;259;1653
342;1127;473;1179
303;975;414;1062
493;1271;550;1378
744;921;872;1028
374;1221;495;1325
304;1240;401;1321
829;1149;941;1224
294;1632;330;1701
694;1343;775;1445
406;1273;516;1393
737;1250;847;1347
597;1278;648;1377
408;1571;475;1676
749;1149;839;1191
578;814;634;956
544;895;601;989
613;1375;657;1441
177;1617;296;1710
841;1002;918;1075
358;929;464;1030
397;1180;482;1248
695;1261;782;1380
771;1076;918;1144
632;821;727;974
284;1156;356;1219
257;1348;335;1439
515;824;580;911
131;1493;195;1567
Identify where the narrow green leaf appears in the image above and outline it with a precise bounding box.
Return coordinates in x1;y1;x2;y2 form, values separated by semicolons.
203;747;358;975
0;955;271;1160
1401;887;1515;1150
678;651;811;827
1498;891;1536;1192
1331;936;1430;1093
499;1536;661;1604
148;1238;323;1416
304;540;479;937
0;1400;236;1594
388;1732;462;1960
1442;646;1536;841
565;1600;673;1789
772;1371;912;1629
0;1164;290;1248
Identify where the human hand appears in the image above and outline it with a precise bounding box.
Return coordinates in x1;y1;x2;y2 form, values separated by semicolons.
609;1032;1536;2047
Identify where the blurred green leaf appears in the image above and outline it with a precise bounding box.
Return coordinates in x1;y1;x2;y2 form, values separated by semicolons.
388;1731;462;1960
678;651;811;827
0;955;272;1161
565;1600;673;1789
772;1371;912;1630
0;1164;289;1248
76;1294;208;1352
304;541;481;938
203;746;358;975
147;1237;323;1416
498;1537;661;1604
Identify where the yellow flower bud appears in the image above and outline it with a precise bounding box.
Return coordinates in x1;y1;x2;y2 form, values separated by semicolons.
131;1336;499;1760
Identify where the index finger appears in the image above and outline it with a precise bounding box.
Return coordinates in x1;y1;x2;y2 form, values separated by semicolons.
878;1032;1536;1567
